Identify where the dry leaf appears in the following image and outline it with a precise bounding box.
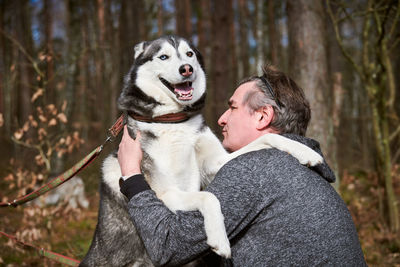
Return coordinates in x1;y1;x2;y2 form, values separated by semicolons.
48;118;57;126
23;121;30;132
31;119;38;128
46;104;56;115
37;107;43;114
14;129;24;140
31;88;44;102
39;52;46;61
38;128;47;139
57;150;62;158
65;136;71;145
61;100;67;112
39;115;47;122
46;147;52;157
0;113;3;127
35;154;44;166
57;113;68;123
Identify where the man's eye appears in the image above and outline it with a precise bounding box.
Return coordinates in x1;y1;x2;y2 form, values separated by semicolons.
186;51;194;57
159;55;169;60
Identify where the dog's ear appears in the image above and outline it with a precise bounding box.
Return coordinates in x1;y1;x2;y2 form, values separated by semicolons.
134;41;147;59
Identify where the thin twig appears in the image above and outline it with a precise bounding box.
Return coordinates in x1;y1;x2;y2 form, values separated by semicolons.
326;0;365;80
389;36;400;52
390;125;400;142
361;0;373;85
388;0;400;39
0;27;44;78
11;137;51;172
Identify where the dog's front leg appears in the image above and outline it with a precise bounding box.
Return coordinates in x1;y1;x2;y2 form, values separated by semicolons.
229;134;323;166
157;188;231;259
195;128;230;184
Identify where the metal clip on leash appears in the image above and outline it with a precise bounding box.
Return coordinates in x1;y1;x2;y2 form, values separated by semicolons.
104;113;126;145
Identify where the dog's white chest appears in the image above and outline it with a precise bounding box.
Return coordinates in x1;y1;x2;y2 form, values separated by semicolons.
139;122;202;193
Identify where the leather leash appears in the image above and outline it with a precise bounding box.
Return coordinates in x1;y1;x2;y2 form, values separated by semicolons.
0;231;80;266
0;115;125;265
0;114;125;208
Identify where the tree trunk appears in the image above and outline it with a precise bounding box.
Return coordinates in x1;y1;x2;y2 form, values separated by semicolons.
105;0;117;122
229;0;237;87
287;0;333;165
175;0;192;40
255;0;264;75
119;0;142;74
157;0;163;37
209;0;234;131
15;0;33;124
238;0;250;79
197;0;211;69
44;0;55;104
331;72;344;189
95;0;106;124
267;0;279;66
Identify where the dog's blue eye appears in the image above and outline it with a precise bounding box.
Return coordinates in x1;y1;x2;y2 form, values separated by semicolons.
186;51;193;57
159;55;169;60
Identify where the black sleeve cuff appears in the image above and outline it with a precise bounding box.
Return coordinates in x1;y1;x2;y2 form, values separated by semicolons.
119;174;151;200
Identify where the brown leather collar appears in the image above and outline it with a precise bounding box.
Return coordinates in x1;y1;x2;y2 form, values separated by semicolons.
128;111;192;123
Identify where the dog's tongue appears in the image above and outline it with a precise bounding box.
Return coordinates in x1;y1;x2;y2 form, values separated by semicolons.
175;82;192;92
174;82;193;100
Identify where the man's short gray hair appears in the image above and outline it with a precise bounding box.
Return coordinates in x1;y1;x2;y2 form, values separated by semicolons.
239;64;311;136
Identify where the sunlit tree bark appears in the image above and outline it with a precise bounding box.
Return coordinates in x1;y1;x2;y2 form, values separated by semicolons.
287;0;333;168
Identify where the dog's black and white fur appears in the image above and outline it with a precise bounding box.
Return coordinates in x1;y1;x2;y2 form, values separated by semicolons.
80;35;323;266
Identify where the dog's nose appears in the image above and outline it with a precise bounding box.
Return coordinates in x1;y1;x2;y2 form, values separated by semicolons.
179;64;193;77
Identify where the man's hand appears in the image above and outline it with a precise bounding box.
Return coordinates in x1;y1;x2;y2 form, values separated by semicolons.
118;125;143;177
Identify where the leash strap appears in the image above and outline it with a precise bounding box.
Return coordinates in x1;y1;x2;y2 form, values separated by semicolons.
0;231;80;266
0;114;125;208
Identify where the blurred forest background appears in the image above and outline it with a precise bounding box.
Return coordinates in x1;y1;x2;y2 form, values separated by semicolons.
0;0;399;265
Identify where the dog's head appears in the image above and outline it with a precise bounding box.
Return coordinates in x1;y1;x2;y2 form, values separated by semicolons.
118;35;206;117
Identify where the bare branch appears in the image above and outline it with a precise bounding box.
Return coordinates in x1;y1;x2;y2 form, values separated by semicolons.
361;0;373;84
390;125;400;142
0;27;44;78
388;0;400;39
389;36;400;52
11;137;51;172
326;0;365;80
393;145;400;164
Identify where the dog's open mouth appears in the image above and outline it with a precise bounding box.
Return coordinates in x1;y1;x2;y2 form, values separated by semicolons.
160;77;193;101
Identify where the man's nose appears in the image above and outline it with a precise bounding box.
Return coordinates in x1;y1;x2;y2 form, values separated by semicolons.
218;110;228;126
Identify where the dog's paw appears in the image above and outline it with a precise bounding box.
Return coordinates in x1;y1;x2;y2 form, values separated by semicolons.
292;148;323;166
207;234;231;258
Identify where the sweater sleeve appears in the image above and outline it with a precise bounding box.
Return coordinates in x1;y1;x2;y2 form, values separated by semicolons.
120;174;151;199
126;155;271;266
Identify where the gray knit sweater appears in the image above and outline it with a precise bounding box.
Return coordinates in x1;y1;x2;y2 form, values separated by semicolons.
123;134;366;266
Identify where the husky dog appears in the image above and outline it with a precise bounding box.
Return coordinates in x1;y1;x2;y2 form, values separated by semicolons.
80;35;322;266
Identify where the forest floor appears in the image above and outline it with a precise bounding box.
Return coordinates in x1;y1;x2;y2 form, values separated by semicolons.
0;162;399;266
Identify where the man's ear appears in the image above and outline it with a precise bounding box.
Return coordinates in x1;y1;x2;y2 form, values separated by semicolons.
255;106;274;130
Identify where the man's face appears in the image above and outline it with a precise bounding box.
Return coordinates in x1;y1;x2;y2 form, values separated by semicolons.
218;81;260;152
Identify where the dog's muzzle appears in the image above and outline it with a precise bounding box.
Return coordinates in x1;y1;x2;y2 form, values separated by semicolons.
159;77;194;101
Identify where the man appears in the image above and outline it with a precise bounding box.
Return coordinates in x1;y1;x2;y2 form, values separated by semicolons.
118;65;366;266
